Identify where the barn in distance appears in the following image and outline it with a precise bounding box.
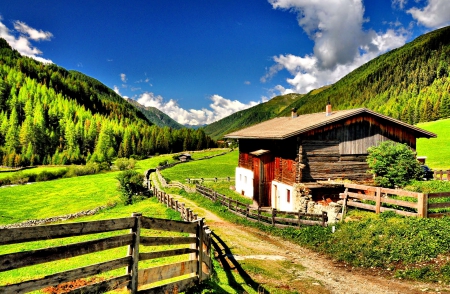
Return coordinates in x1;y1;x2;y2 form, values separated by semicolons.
224;104;436;213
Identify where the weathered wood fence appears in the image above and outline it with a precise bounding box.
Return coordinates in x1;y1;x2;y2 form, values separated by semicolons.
153;187;199;222
340;183;450;218
434;170;450;181
196;185;328;227
0;214;211;293
186;177;235;184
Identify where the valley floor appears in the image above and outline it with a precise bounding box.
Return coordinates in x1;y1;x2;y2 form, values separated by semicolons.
168;192;450;294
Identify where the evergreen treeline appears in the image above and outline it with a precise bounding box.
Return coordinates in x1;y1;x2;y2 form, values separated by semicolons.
0;38;216;167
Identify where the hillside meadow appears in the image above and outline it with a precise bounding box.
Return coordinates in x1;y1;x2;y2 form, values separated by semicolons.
417;118;450;169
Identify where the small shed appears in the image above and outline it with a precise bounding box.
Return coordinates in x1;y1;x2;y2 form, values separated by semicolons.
225;106;436;210
179;153;192;162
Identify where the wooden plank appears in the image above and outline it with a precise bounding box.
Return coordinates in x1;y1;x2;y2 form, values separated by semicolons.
0;218;135;245
346;201;376;211
137;276;198;294
428;192;450;198
141;217;197;234
380;188;419;198
428;212;450;218
428;202;450;209
346;191;376;201
0;234;133;272
140;236;197;246
0;257;131;293
140;248;197;261
379;207;418;217
381;197;417;209
65;275;131;294
138;260;197;286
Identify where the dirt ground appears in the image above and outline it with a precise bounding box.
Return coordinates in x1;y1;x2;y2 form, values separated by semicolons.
170;193;450;294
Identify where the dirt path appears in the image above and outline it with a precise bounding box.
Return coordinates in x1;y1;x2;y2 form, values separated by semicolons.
170;193;450;294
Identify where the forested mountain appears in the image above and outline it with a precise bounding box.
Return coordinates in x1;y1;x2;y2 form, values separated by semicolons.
205;26;450;140
0;38;215;167
203;93;306;140
126;98;184;129
284;25;450;122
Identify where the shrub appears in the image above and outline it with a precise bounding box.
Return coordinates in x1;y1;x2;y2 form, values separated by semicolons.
114;158;136;171
116;170;145;205
367;141;423;188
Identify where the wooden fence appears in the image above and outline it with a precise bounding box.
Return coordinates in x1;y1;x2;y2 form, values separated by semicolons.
340;183;450;218
195;185;328;227
0;214;211;293
434;170;450;181
186;177;235;184
153;187;200;222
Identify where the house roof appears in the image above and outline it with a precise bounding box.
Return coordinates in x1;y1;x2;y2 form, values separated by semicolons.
224;108;436;140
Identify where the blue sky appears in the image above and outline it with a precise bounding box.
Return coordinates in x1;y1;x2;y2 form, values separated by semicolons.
1;0;449;125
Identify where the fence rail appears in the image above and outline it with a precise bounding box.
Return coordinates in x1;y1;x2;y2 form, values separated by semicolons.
434;170;450;181
195;184;327;227
0;214;211;293
340;183;450;218
186;177;235;184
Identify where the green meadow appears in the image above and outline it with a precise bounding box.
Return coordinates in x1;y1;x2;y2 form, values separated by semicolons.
417;118;450;169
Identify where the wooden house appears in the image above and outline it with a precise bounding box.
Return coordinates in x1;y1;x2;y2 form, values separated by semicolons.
224;106;436;211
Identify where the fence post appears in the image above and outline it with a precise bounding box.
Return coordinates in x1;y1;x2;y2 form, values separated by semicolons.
417;193;428;218
228;198;231;210
175;200;179;213
128;212;141;293
375;187;381;214
235;200;238;212
298;210;302;227
197;218;204;281
246;205;249;219
272;208;276;226
258;207;261;223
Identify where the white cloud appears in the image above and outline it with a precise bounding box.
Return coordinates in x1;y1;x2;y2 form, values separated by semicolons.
0;19;53;63
244;81;251;85
120;73;127;83
13;21;53;41
113;85;121;95
265;0;408;95
407;0;450;28
136;92;259;125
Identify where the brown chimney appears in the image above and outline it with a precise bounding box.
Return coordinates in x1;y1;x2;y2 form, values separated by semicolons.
326;101;332;116
291;108;297;118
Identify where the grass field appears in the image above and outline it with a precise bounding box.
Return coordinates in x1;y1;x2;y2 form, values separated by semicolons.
417;118;450;169
0;172;121;225
160;150;238;183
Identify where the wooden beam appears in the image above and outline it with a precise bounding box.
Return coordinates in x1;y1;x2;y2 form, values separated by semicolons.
0;234;133;272
0;218;134;245
141;217;197;234
0;257;131;293
140;236;197;246
138;260;197;286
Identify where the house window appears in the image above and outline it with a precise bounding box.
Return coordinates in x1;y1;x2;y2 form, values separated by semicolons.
287;189;291;203
244;176;247;184
240;174;242;182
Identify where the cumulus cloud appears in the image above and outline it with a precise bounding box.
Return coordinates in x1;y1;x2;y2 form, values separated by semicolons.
14;21;53;41
113;85;121;95
136;92;259;125
407;0;450;28
0;18;53;63
264;0;408;94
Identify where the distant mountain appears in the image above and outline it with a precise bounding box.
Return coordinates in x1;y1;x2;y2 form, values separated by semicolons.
185;124;207;129
205;26;450;140
126;98;184;129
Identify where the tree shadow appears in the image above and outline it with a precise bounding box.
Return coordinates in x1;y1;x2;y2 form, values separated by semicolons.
210;231;269;293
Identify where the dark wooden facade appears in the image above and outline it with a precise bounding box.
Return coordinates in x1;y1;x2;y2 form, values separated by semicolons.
229;109;436;207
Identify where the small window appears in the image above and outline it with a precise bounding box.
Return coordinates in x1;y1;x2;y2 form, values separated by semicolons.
240;174;242;182
287;189;291;203
244;176;247;184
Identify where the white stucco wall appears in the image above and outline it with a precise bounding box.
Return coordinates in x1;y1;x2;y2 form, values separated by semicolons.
271;180;295;212
235;167;253;198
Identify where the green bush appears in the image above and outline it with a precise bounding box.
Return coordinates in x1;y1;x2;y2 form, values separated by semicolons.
116;170;145;205
367;141;423;188
114;158;136;171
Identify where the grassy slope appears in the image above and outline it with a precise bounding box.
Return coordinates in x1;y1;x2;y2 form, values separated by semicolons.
160;150;238;182
416;118;450;169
